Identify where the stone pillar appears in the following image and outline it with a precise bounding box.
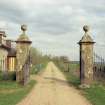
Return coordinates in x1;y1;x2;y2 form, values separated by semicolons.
16;25;32;85
78;25;95;86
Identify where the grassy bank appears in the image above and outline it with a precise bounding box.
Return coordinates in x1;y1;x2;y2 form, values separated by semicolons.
0;80;36;105
57;62;105;105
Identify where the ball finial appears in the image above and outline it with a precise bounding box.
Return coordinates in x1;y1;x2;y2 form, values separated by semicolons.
21;24;27;32
83;25;89;33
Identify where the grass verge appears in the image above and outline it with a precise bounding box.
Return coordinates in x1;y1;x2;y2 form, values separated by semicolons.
83;84;105;105
0;80;36;105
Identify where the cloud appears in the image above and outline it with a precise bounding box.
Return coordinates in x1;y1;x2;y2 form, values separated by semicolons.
0;0;105;60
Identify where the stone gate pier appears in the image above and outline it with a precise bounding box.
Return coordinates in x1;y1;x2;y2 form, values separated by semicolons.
16;25;32;85
78;25;95;87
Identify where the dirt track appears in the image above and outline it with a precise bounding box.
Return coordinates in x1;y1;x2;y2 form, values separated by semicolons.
17;62;91;105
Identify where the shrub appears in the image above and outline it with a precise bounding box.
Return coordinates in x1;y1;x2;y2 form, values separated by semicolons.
8;72;16;81
0;71;16;81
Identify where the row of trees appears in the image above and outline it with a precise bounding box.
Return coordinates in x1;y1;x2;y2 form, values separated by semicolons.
30;47;50;65
30;47;71;72
30;47;70;65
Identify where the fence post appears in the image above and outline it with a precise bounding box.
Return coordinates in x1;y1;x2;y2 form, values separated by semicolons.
78;25;95;87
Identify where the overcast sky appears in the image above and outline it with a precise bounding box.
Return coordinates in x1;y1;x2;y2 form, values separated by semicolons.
0;0;105;60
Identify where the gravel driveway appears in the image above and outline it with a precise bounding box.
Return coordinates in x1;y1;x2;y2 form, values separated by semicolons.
17;62;91;105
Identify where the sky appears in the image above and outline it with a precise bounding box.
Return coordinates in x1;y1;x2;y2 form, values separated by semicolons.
0;0;105;60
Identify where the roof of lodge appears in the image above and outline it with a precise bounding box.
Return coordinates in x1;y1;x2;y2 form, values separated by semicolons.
0;43;16;57
0;44;10;50
8;48;16;57
0;41;16;57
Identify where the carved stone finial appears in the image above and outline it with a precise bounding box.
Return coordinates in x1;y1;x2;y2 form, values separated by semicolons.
21;24;27;32
83;25;89;33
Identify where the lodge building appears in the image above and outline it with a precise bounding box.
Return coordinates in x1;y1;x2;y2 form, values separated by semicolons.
0;31;16;72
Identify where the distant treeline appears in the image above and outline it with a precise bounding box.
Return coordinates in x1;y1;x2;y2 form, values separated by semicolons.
30;47;79;66
30;47;50;65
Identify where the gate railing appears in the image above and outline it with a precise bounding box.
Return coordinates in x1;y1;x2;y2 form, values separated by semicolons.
93;52;105;81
